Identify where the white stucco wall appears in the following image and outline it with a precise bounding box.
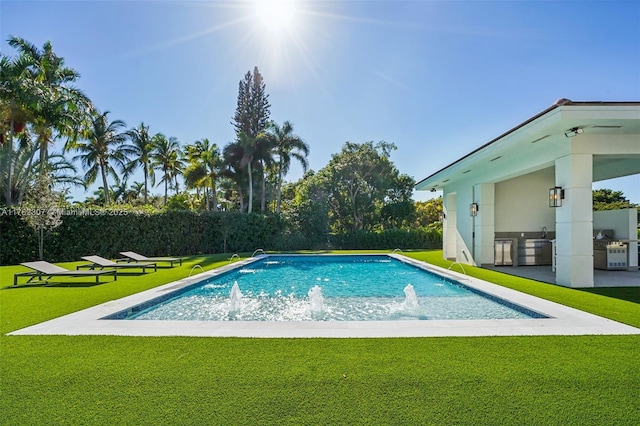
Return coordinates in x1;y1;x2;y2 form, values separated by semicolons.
494;168;556;233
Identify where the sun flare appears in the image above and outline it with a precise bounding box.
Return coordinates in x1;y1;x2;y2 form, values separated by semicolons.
255;0;297;33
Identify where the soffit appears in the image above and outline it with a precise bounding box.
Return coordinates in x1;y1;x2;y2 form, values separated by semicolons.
415;103;640;191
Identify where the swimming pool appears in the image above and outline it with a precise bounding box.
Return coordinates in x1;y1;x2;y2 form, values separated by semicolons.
12;253;640;337
107;255;547;321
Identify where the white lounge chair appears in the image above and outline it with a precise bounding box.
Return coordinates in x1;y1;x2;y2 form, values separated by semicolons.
14;261;117;286
78;255;157;273
119;251;183;267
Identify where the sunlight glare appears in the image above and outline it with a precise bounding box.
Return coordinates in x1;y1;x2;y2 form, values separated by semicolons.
255;0;297;33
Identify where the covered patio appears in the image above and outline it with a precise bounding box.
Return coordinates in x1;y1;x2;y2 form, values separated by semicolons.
416;99;640;288
485;265;639;288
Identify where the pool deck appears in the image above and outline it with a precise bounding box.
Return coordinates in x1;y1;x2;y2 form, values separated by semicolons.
8;255;640;338
484;265;639;287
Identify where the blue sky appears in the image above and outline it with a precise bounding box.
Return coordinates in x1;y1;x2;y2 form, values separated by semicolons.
2;0;639;203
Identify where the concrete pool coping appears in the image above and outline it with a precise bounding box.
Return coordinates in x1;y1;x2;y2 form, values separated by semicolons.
8;254;640;338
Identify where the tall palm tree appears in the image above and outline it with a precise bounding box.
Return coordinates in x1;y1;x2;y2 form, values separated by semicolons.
125;122;155;204
151;134;183;205
265;121;310;213
72;111;130;205
0;52;33;205
8;37;93;178
184;138;223;211
254;132;275;213
223;132;257;213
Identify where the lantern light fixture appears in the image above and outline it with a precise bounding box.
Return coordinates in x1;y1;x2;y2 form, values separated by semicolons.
549;186;564;207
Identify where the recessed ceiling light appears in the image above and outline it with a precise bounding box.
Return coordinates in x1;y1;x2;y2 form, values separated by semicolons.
592;125;622;129
490;156;502;162
463;170;471;174
531;135;551;143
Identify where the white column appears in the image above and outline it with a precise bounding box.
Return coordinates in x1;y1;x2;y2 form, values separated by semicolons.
555;153;594;287
443;192;457;260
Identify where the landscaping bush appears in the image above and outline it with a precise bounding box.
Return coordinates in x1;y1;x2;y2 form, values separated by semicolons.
0;209;443;264
0;210;286;264
330;227;442;250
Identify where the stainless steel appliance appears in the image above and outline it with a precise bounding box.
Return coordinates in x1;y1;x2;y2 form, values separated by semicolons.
495;240;513;266
594;239;628;270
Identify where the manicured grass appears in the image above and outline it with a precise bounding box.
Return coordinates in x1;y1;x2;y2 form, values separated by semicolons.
1;251;639;425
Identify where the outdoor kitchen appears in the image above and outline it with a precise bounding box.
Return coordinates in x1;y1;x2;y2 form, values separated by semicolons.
493;208;637;273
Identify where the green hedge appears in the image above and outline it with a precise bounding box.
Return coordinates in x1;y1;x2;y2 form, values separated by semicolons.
0;210;442;264
330;228;442;250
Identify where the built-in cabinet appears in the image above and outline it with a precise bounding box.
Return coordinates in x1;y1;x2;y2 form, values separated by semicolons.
517;239;552;266
494;232;555;267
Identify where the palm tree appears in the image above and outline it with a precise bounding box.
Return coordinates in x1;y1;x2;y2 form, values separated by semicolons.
265;121;310;213
7;37;93;177
1;129;83;206
184;138;223;211
126;181;145;203
111;178;128;203
151;134;183;205
125;122;155;204
254;132;275;213
72;111;130;205
0;52;33;205
223;132;257;213
219;163;247;212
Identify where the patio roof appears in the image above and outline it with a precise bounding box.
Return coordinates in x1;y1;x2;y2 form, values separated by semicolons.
415;99;640;191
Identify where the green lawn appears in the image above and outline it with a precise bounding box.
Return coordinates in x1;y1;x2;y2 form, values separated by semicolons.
1;251;639;425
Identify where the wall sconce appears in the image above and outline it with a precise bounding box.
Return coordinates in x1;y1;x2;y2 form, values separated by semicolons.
439;212;446;222
549;186;564;207
470;203;479;216
564;127;583;138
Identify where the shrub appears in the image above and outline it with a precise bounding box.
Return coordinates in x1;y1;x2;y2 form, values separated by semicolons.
0;209;443;264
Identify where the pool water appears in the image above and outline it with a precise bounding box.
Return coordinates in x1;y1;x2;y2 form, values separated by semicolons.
121;255;544;322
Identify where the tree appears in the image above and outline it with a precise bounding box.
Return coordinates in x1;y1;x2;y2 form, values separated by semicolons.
254;132;275;213
231;67;272;212
126;181;145;203
318;141;414;232
287;171;329;240
21;174;63;260
232;66;271;139
7;37;92;177
0;52;33;206
593;189;637;211
125;122;155;204
223;132;258;213
1;132;82;206
414;197;443;227
184;138;223;211
71;111;130;205
219;161;247;212
264;120;310;213
151;134;183;205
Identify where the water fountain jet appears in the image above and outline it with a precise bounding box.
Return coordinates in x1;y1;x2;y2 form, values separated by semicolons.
308;285;324;314
403;284;419;310
229;281;242;314
188;264;204;277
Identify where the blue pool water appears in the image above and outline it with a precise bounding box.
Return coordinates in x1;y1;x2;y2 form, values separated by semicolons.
115;255;545;321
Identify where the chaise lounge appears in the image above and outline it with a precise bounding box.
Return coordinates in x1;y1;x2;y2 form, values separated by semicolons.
14;261;118;286
77;255;157;273
119;251;183;267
